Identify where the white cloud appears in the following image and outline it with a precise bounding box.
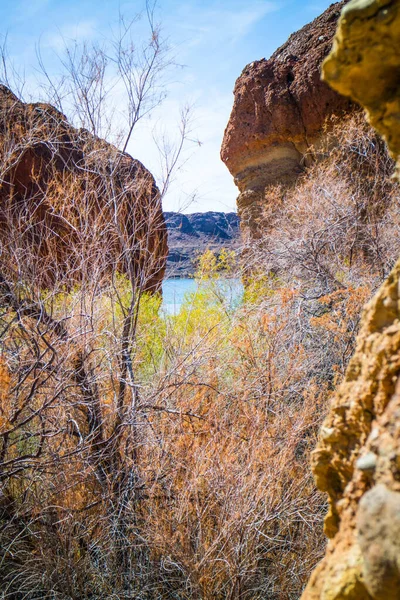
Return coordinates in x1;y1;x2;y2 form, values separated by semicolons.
304;2;331;12
173;1;281;49
221;2;281;44
13;0;51;21
125;88;238;214
41;20;97;52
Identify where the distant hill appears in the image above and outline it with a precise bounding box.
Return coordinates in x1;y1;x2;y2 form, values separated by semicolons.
164;211;240;277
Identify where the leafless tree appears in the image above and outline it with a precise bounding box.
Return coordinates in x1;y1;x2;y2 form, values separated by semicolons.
0;4;199;597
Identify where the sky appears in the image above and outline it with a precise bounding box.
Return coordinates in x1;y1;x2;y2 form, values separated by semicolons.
0;0;336;213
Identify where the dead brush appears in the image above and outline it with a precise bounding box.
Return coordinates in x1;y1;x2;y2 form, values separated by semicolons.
1;20;399;600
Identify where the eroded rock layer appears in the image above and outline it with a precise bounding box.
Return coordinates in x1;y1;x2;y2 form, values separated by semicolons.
301;1;400;599
0;85;167;291
221;1;350;234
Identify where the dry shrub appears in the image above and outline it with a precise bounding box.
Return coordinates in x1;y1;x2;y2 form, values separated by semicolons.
136;285;328;599
1;108;399;600
252;112;399;287
243;111;400;380
0;268;328;599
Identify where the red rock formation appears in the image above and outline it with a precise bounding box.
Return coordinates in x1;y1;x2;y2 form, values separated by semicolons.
221;1;351;231
0;85;167;292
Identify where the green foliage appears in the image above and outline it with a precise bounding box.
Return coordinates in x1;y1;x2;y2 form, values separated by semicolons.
195;247;237;279
135;291;166;379
132;249;246;385
243;271;282;305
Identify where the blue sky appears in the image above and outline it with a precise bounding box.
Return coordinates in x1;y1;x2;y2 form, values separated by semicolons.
0;0;336;213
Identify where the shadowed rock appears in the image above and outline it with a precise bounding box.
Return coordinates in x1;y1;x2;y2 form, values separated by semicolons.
0;85;168;292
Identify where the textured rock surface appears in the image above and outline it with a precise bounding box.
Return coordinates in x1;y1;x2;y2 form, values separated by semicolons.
323;0;400;179
220;1;350;234
301;1;400;599
0;85;167;291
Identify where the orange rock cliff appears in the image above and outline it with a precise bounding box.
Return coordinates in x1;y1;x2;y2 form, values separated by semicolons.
220;1;351;238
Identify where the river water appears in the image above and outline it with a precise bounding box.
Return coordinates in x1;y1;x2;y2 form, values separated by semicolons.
161;278;243;315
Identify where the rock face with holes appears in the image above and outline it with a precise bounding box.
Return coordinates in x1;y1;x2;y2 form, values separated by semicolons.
301;1;400;599
0;85;167;291
220;1;351;238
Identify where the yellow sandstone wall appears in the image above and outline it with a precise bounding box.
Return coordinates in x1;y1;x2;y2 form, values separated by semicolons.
301;2;400;599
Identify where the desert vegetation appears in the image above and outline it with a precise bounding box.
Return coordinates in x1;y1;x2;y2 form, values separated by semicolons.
0;3;400;598
0;100;399;599
0;249;327;599
244;112;400;378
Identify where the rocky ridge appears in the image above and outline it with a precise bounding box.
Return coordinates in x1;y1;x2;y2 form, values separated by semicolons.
165;211;240;277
